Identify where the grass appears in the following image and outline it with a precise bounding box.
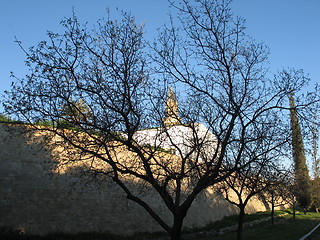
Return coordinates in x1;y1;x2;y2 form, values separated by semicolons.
198;210;320;240
183;209;284;234
1;210;320;240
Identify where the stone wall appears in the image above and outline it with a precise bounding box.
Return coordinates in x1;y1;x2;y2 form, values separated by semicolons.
0;124;270;235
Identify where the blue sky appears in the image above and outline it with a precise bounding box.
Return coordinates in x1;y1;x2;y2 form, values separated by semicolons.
0;0;319;114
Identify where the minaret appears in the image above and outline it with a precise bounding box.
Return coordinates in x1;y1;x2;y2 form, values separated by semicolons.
163;87;181;126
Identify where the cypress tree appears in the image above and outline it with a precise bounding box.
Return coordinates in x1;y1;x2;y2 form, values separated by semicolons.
289;92;311;212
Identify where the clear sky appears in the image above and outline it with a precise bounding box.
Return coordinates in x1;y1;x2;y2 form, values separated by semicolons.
0;0;319;114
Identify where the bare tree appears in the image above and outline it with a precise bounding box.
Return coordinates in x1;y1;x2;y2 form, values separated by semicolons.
149;0;319;238
263;171;293;225
3;1;319;240
218;154;282;240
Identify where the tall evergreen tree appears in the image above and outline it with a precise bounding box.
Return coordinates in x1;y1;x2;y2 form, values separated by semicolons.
289;92;312;212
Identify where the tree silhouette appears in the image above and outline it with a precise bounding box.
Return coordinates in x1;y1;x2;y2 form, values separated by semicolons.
3;1;319;240
219;153;285;240
263;171;293;225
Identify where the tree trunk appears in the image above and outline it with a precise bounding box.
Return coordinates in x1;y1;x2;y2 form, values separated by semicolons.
170;214;184;240
271;192;275;226
293;198;296;219
237;207;245;240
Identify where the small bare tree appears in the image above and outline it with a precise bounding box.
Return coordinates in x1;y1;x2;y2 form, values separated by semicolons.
218;153;283;240
263;171;293;225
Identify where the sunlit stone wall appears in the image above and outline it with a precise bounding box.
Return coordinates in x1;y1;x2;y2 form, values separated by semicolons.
0;124;270;236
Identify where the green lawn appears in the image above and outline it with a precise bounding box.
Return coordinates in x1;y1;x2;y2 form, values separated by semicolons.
198;211;320;240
